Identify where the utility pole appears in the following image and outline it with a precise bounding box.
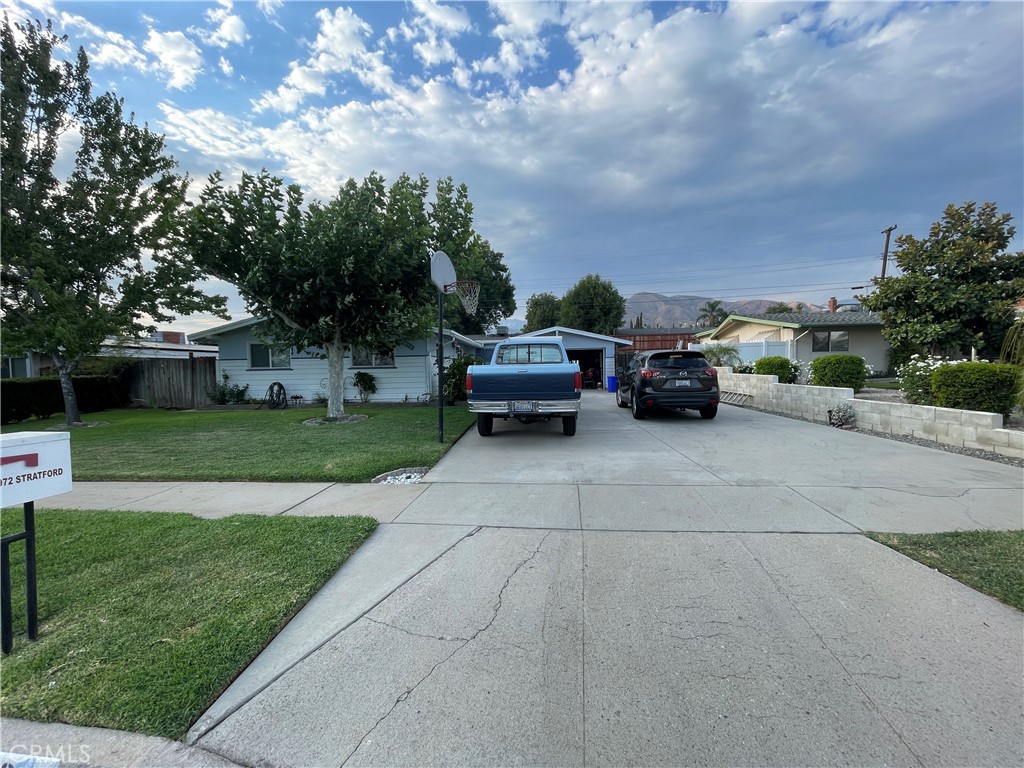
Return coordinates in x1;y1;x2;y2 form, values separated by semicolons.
880;225;897;279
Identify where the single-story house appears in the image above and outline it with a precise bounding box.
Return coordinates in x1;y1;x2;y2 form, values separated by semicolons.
514;326;634;390
694;301;890;373
190;317;486;403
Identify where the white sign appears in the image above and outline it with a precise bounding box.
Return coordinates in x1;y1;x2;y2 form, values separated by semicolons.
1;432;73;508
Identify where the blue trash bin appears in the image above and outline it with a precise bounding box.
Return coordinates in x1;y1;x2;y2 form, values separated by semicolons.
607;375;617;392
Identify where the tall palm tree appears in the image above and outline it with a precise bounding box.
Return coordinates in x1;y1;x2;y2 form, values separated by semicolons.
697;300;728;328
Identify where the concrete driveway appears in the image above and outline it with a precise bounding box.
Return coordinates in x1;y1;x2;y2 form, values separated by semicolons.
177;391;1024;767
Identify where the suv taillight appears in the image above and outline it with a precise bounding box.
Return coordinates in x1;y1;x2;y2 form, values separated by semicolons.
705;368;718;378
639;368;658;379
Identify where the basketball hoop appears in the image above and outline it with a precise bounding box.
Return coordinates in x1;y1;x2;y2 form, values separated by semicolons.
450;280;480;315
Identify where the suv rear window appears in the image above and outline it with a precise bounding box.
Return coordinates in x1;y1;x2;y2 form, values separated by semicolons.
647;353;709;369
496;344;565;364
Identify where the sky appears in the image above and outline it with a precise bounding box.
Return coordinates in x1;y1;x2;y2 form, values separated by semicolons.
4;0;1022;334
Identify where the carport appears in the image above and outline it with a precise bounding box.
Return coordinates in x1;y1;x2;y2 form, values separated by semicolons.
518;326;632;390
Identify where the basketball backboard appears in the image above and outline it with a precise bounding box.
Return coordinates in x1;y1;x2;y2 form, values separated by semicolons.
430;250;456;293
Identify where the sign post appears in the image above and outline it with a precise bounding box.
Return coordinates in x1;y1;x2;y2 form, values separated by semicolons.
1;432;72;654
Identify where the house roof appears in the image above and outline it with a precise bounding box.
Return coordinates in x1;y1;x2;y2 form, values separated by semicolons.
189;316;483;348
519;326;633;346
695;311;883;339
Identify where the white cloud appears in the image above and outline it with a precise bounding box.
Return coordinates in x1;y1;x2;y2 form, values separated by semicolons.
157;102;265;159
60;12;149;70
144;29;203;90
202;0;248;49
218;56;233;77
410;0;472;35
253;6;372;113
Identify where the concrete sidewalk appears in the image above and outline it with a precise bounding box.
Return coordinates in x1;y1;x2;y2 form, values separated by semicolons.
4;395;1022;767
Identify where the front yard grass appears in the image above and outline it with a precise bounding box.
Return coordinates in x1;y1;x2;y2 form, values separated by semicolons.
866;530;1024;611
0;509;377;738
3;405;475;482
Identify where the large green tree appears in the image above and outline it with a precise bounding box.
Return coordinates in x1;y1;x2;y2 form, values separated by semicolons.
185;170;492;418
860;202;1024;357
524;292;562;331
0;19;225;424
427;177;515;334
558;274;625;336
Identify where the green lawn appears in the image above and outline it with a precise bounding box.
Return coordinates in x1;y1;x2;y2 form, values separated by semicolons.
867;530;1024;611
0;509;377;738
3;405;475;482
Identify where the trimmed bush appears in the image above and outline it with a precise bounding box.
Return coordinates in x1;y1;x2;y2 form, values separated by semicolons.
1;375;126;425
442;354;484;402
809;354;868;392
897;355;962;405
931;363;1020;417
754;356;798;383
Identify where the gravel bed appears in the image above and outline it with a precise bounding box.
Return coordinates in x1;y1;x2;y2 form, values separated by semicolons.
751;405;1023;468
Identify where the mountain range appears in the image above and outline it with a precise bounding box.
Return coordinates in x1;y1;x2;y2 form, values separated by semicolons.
501;294;824;333
621;293;824;329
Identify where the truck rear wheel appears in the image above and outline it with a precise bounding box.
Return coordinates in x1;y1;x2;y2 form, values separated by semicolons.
476;414;493;436
562;414;577;436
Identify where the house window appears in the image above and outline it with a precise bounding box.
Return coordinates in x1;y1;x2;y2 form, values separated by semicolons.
249;344;291;369
351;348;395;368
812;331;849;352
1;356;28;378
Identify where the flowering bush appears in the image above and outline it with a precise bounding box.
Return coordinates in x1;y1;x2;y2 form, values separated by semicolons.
896;354;964;405
828;402;856;427
734;363;756;374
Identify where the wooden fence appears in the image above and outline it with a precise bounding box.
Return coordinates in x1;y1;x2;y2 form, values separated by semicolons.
126;356;216;409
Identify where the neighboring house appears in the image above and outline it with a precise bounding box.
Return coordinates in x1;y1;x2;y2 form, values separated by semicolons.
694;298;890;373
1;332;217;379
515;326;633;390
190;317;485;403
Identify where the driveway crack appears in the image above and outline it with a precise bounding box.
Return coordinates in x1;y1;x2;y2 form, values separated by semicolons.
340;530;553;766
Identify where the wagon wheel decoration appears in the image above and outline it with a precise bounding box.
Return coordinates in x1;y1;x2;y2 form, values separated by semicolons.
265;381;288;409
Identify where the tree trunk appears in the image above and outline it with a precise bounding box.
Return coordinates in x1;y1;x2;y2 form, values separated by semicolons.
52;352;82;425
325;332;346;418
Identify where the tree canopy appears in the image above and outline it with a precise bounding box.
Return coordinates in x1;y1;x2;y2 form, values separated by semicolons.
184;170;504;417
696;300;728;327
764;302;801;314
859;202;1024;357
558;274;625;336
0;18;225;424
524;292;562;331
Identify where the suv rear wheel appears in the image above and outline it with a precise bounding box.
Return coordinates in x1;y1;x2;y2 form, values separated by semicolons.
630;389;646;420
699;404;718;420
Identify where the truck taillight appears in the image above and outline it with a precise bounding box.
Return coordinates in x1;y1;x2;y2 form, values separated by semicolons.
574;371;582;391
465;373;473;394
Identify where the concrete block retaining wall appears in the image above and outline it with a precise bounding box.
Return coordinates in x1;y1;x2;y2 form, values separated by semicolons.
717;370;1024;460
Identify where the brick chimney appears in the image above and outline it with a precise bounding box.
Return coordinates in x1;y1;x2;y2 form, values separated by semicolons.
827;297;838;313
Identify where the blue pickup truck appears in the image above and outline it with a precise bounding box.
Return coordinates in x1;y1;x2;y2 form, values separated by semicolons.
466;338;582;436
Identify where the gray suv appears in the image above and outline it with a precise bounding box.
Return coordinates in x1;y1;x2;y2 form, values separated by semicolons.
616;350;720;420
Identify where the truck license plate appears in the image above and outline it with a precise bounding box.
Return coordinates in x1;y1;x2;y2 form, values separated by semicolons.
513;400;535;412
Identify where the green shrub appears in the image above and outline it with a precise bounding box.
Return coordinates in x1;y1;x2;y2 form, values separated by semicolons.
206;371;250;405
352;371;377;403
931;362;1020;417
809;355;868;392
0;375;126;424
754;356;799;383
442;354;484;402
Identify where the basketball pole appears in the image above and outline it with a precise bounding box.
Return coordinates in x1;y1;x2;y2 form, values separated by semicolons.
437;288;445;444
